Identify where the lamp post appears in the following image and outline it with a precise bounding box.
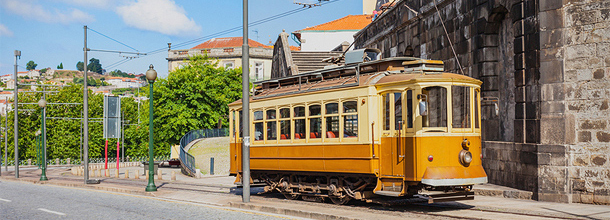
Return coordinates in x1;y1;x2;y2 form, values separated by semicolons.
145;64;157;192
38;98;48;181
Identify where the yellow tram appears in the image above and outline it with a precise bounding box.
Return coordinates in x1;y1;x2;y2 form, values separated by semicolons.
229;49;487;204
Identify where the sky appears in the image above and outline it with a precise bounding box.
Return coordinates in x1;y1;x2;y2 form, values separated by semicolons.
0;0;362;78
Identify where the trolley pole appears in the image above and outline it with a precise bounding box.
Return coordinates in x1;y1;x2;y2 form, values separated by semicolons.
14;50;20;178
241;0;251;203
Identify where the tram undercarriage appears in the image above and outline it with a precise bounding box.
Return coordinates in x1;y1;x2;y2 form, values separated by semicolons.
251;171;475;205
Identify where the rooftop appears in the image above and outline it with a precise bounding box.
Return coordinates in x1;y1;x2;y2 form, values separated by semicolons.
297;15;373;32
191;37;268;49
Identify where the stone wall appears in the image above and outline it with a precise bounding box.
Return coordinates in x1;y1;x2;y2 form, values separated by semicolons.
555;0;610;204
353;0;610;204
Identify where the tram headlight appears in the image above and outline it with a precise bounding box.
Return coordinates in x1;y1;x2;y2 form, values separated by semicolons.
459;150;472;166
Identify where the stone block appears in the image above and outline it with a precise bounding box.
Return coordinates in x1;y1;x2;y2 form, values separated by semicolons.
538;144;567;153
579;120;606;130
481;76;499;91
597;131;610;142
538;153;551;165
514;53;525;70
515;70;526;86
525;119;540;143
540;47;562;62
515;119;525;143
540;117;566;144
540;0;567;12
565;44;596;59
569;10;599;26
523;16;538;35
591;155;607;166
540;60;564;84
578;131;592;142
476;47;499;62
540;9;564;31
593;69;605;79
511;2;524;22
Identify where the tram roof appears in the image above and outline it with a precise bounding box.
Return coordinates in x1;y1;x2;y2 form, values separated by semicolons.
230;57;481;106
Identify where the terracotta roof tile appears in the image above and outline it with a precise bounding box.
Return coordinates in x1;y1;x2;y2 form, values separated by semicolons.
299;15;373;32
191;37;268;49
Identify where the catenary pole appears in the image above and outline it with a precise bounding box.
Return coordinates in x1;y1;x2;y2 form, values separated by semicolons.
83;26;90;183
242;0;251;203
14;50;20;178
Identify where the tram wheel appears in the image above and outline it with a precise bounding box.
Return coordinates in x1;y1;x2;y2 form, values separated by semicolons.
329;196;351;205
283;193;299;200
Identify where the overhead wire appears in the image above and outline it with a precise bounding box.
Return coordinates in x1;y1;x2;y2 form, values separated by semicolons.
88;27;139;52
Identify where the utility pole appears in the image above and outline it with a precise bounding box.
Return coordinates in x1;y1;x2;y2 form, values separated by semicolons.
14;50;20;178
242;0;251;203
83;26;91;184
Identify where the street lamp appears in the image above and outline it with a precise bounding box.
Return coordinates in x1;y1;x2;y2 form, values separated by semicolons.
38;98;48;181
145;64;157;192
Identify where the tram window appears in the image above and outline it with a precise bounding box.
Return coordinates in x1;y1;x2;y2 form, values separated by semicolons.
310;118;322;138
267;121;277;140
231;111;235;137
344;115;358;137
452;86;471;128
326;116;339;138
239;111;243;137
266;109;276;119
343;101;357;113
394;92;402;130
254;122;263;141
326;103;338;114
309;105;321;116
280;108;290;118
280;120;290;139
295;119;306;139
383;93;390;130
253;111;263;121
422;87;447;128
475;90;480;128
406;90;413;128
294;106;305;117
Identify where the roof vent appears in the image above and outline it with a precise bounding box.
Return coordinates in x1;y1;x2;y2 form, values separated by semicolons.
402;59;444;73
345;48;381;65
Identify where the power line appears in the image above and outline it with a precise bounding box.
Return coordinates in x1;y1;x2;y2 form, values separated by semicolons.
88;28;139;52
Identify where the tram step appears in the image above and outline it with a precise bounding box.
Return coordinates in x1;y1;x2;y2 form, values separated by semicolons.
374;190;402;197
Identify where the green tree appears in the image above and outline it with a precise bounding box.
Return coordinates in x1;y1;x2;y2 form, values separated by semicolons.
57;63;64;69
76;61;84;71
26;61;37;70
87;58;103;74
152;55;242;150
40;68;47;74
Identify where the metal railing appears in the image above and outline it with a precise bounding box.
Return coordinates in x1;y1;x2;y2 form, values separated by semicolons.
179;128;228;175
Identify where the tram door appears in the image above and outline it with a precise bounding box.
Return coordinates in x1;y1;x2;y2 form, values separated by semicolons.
380;92;406;177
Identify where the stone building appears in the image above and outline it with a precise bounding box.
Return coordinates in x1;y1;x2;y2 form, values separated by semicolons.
353;0;610;204
167;37;273;82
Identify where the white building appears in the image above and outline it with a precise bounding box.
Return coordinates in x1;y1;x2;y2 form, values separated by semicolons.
292;15;372;51
106;77;144;88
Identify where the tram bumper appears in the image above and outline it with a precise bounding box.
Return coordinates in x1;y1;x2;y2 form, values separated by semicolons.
421;165;487;186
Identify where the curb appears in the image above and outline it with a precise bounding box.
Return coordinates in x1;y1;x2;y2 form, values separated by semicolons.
0;177;154;197
474;188;533;200
228;202;358;220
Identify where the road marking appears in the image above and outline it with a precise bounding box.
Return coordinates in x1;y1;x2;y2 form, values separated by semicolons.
38;208;66;216
0;198;11;202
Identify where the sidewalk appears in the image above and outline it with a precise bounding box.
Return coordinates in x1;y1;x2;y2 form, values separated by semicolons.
1;165;608;220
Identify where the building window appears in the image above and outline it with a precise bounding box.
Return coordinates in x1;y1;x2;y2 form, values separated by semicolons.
224;48;234;53
255;62;264;81
224;61;234;70
179;51;188;55
201;49;210;54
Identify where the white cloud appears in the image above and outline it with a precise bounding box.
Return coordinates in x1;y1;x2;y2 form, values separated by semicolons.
116;0;201;36
1;0;95;24
53;0;115;9
0;24;14;37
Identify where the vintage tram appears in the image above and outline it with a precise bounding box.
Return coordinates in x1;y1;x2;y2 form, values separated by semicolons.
229;49;487;204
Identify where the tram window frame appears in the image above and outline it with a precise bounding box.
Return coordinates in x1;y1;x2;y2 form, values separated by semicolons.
406;90;414;129
420;86;448;132
394;92;403;131
239;110;243;138
266;109;278;143
253;110;264;141
230;110;236;140
383;93;391;130
451;86;472;131
342;100;358;139
324;102;340;140
293;106;306;142
279;107;291;141
475;89;481;129
308;104;322;140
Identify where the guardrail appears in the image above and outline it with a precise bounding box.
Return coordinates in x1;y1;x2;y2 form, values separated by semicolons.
179;128;228;176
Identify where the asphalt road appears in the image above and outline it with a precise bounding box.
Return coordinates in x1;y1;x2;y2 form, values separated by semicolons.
0;180;291;220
